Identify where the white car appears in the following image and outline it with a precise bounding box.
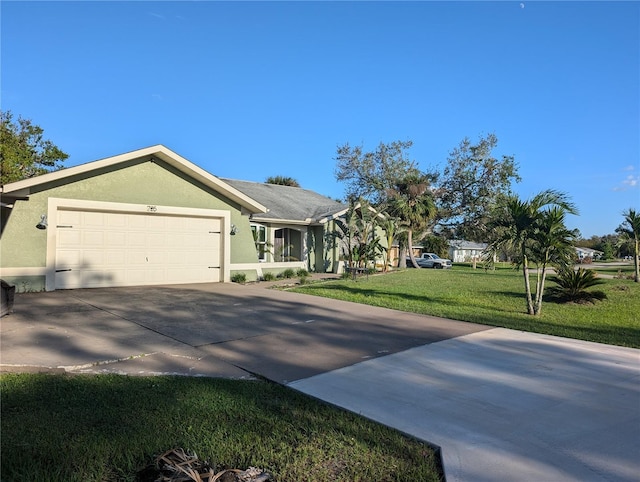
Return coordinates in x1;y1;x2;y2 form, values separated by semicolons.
406;253;453;269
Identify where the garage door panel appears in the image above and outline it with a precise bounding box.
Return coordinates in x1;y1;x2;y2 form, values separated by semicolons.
148;233;167;248
127;232;146;246
55;209;222;289
81;269;124;288
166;234;186;247
56;249;81;267
82;250;106;266
83;230;105;247
83;212;105;226
58;229;82;246
105;214;127;228
106;231;127;246
210;233;220;252
126;250;148;264
58;210;81;225
147;216;168;229
105;250;126;265
147;251;168;264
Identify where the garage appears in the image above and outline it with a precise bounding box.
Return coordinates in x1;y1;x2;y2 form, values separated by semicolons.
0;145;268;292
54;209;222;289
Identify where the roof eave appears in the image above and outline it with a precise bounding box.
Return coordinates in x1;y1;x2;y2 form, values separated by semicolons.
250;216;312;226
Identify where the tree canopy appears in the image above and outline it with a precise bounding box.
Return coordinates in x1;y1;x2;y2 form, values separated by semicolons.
1;111;68;185
265;176;300;187
333;135;520;244
433;133;520;240
334;140;422;204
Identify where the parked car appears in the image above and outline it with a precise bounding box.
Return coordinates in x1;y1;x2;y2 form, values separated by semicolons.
406;253;453;269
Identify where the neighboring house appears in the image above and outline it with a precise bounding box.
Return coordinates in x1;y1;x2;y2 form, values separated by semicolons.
574;247;602;262
448;240;488;263
0;145;344;292
221;178;347;277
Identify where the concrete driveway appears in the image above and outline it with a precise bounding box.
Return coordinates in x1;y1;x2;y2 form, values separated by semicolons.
1;283;639;481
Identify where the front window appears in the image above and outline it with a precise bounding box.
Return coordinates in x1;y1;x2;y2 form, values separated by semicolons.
251;224;268;261
274;228;302;262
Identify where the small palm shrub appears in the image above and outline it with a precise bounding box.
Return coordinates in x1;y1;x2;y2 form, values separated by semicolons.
296;268;309;278
278;268;296;279
230;273;247;284
262;272;276;281
547;268;607;304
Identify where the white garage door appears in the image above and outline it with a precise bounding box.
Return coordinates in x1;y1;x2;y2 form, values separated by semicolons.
55;209;221;289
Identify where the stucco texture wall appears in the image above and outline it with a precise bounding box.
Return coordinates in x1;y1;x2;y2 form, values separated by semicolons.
0;159;259;269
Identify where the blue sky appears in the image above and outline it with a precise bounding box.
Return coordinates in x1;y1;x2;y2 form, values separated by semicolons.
2;1;638;238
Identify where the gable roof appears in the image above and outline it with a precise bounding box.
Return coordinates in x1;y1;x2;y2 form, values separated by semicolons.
222;178;346;225
449;240;488;250
0;145;267;214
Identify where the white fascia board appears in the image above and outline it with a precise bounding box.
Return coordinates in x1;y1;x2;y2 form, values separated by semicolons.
250;217;311;226
1;145;267;214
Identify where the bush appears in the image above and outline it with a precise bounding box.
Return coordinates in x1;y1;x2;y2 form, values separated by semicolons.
296;269;309;278
262;272;276;281
547;268;607;304
230;273;247;284
279;268;296;279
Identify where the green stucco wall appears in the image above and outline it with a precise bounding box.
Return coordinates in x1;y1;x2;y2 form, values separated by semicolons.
0;159;259;271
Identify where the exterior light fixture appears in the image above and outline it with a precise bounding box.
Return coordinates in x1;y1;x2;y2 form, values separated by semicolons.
36;214;48;230
230;224;238;235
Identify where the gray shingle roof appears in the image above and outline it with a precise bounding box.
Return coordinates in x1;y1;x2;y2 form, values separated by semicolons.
221;178;346;224
449;240;488;250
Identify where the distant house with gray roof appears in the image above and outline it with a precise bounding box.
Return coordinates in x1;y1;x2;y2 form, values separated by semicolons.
448;240;488;263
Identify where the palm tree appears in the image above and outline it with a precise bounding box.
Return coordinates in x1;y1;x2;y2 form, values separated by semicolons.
616;208;640;282
488;190;578;315
529;206;578;314
548;267;606;303
386;174;436;269
380;215;404;272
333;199;383;271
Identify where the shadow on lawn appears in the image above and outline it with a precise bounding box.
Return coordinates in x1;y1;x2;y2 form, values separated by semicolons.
0;373;443;481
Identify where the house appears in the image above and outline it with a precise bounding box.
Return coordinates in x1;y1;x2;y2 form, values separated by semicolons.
448;240;488;263
574;246;603;262
220;178;347;277
0;145;345;292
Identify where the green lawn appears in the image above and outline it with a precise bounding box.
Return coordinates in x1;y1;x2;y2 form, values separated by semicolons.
589;265;636;277
0;374;442;482
292;266;640;348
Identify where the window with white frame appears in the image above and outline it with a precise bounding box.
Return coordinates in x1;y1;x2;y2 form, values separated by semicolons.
251;224;268;261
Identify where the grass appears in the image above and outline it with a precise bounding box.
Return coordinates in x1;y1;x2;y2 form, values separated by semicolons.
0;373;442;482
291;265;640;348
588;265;636;278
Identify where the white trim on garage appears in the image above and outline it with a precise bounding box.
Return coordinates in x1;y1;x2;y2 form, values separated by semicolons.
45;198;232;291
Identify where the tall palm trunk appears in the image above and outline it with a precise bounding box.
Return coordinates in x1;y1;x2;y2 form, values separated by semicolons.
521;253;535;315
634;238;639;283
534;267;548;315
407;229;420;269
